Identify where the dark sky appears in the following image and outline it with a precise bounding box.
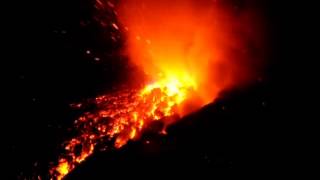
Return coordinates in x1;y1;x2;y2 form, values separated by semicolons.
3;0;307;179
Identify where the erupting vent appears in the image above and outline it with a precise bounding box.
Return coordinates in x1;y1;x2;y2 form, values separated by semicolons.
49;0;265;179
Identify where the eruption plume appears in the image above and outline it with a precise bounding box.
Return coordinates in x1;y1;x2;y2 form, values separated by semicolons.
50;0;265;179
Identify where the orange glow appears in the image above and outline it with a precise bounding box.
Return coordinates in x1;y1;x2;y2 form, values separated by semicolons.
50;0;265;179
117;0;266;112
55;159;70;180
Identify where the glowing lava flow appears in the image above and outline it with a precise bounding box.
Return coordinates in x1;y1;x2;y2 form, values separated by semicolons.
50;76;195;180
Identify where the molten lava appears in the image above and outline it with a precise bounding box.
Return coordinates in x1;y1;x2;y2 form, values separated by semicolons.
50;0;265;179
51;79;195;180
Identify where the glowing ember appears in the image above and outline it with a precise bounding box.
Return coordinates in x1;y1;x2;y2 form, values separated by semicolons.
49;0;265;179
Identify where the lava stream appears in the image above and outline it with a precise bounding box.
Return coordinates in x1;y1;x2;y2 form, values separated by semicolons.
51;77;195;180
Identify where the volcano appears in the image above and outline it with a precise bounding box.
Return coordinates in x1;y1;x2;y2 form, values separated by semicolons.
6;0;282;179
48;1;266;179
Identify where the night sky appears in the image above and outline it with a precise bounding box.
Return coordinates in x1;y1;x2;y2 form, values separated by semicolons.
4;0;305;179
